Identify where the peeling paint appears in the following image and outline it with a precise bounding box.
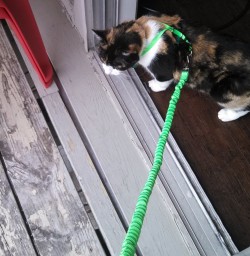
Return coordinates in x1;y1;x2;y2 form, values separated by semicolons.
0;70;38;151
0;17;104;256
57;202;69;221
0;205;19;253
29;210;50;229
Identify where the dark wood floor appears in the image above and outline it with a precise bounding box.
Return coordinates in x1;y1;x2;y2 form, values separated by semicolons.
137;0;250;251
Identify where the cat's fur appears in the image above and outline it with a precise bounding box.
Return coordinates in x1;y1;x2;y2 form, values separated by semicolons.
94;15;250;122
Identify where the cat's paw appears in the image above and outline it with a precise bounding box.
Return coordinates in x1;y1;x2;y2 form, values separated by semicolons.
102;63;121;75
110;69;121;75
218;108;249;122
148;79;173;92
102;63;113;75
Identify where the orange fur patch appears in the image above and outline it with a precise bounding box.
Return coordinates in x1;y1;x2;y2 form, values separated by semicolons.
128;44;141;54
193;35;218;63
137;15;181;28
136;16;152;39
173;70;181;81
106;28;117;43
136;15;181;42
156;15;181;27
222;51;243;66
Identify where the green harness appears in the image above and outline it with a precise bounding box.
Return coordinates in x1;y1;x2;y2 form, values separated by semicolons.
120;23;192;256
141;23;191;57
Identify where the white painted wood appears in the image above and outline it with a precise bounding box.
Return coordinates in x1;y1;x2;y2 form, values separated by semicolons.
0;161;37;256
127;69;237;254
84;0;95;50
29;0;202;255
118;0;138;23
42;93;126;255
91;53;234;256
96;57;234;255
57;0;90;51
73;0;88;51
57;0;138;50
0;23;105;256
89;52;205;253
234;247;250;256
92;0;105;29
58;0;74;21
105;0;118;27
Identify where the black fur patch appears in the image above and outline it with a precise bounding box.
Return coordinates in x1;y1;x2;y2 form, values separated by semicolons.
94;21;142;70
94;15;250;112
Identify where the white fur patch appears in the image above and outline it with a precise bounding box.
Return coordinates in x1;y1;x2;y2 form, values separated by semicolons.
148;79;173;92
218;108;249;122
102;63;121;75
138;21;162;70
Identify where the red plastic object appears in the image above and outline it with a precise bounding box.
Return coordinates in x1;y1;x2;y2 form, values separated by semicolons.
0;0;53;87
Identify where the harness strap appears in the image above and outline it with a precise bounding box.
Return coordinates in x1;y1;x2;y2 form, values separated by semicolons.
141;23;191;57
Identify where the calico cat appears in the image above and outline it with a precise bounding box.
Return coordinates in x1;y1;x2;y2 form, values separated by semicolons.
93;15;250;122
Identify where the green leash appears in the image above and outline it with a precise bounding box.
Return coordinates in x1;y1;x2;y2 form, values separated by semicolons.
120;24;192;256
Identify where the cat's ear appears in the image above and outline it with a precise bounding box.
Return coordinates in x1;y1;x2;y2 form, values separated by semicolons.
92;29;109;40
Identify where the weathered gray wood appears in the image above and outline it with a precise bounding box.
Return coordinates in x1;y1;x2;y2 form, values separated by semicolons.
29;0;201;255
0;161;37;256
8;31;58;98
3;17;57;97
42;92;126;255
11;18;127;255
0;23;105;256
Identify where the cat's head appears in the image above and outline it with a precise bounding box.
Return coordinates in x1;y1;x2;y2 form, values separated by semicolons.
93;21;143;70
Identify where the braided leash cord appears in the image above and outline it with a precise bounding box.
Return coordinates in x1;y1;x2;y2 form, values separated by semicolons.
120;70;189;256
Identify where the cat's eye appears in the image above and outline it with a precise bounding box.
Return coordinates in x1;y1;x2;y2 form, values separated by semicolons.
122;51;130;56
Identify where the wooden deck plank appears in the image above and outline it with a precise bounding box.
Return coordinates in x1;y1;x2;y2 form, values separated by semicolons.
235;247;250;256
0;23;105;256
43;92;126;255
11;21;127;255
28;0;202;255
2;23;58;98
0;161;37;256
95;60;235;256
